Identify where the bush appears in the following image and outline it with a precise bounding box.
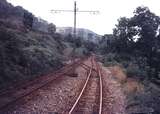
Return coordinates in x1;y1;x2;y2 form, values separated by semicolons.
126;64;141;76
0;27;64;87
48;23;56;34
102;53;148;80
103;53;120;67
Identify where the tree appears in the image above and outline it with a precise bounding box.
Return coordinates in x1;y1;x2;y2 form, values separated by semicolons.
130;7;160;79
131;7;160;53
65;34;74;43
48;23;56;34
113;17;136;53
75;37;82;48
84;41;97;52
23;12;33;30
99;34;115;54
112;6;160;79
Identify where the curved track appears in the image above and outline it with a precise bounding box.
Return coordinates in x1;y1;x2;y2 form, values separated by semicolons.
0;58;85;112
0;56;104;114
69;56;103;114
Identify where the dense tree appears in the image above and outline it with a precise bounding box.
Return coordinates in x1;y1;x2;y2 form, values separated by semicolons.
99;34;115;54
131;7;160;79
84;41;97;52
105;6;160;80
113;17;138;54
23;12;33;30
48;23;56;34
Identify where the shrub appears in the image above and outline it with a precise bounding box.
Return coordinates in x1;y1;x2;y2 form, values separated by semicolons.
102;53;148;80
48;23;56;34
0;27;64;87
103;53;120;67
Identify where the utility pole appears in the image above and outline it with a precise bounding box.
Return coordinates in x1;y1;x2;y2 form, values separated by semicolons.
74;1;77;39
51;1;99;38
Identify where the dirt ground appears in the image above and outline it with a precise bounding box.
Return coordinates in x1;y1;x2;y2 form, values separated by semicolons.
108;65;160;114
2;59;128;114
100;64;126;114
3;60;89;114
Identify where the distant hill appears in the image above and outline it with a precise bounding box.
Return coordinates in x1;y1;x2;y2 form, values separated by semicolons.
56;27;102;43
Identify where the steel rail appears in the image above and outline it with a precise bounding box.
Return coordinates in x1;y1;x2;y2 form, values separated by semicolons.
96;61;103;114
69;57;93;114
69;56;103;114
0;58;85;111
81;63;97;72
0;58;84;96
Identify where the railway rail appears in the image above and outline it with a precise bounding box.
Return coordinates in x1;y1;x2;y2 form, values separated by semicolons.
0;57;85;112
0;56;104;114
69;56;103;114
0;58;82;96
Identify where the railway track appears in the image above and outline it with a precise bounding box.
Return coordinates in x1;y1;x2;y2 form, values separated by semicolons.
0;58;83;96
0;58;85;112
0;56;104;114
69;56;103;114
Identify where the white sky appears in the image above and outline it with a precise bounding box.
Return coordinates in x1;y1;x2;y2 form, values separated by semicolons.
7;0;160;35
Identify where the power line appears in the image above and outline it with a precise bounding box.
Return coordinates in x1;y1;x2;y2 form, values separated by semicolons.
51;1;99;38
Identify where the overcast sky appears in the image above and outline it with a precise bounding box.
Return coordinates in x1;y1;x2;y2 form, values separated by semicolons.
7;0;160;35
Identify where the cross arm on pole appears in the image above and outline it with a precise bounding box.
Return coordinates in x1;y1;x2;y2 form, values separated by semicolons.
77;10;100;13
50;1;100;39
51;10;73;13
51;10;100;14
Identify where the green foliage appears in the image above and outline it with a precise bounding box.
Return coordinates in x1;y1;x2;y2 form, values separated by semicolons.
125;63;148;79
48;23;56;34
99;6;160;114
102;53;148;80
103;53;121;67
64;33;99;56
65;34;74;43
74;37;82;48
101;6;160;81
99;34;115;54
23;12;33;30
0;26;63;88
83;41;97;52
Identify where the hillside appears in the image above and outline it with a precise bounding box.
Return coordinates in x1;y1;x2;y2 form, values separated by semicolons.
0;0;65;88
0;0;100;89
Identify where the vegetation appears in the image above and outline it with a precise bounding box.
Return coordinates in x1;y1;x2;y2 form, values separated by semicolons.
0;0;67;89
0;0;97;88
23;12;33;30
0;0;160;113
99;7;160;113
64;33;98;56
100;6;160;83
0;26;64;88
